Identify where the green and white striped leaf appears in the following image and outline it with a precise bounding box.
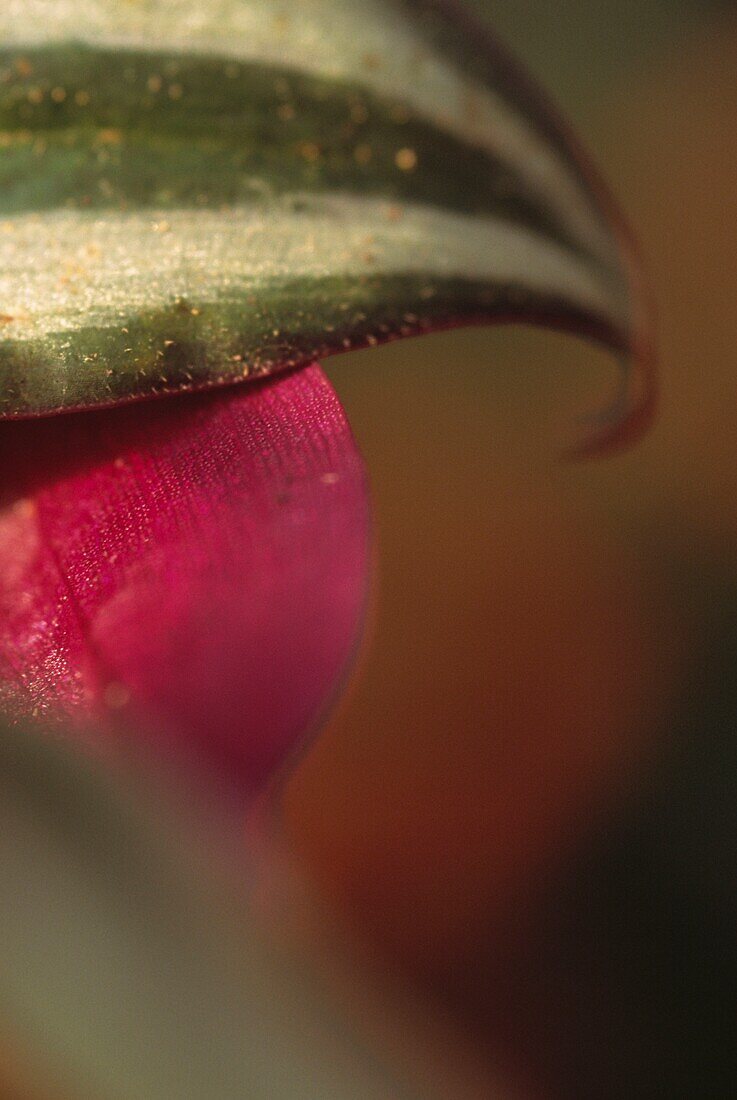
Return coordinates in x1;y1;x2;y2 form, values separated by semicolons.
0;0;650;435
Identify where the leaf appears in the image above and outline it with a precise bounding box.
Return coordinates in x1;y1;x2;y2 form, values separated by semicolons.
0;720;475;1099
0;0;652;448
0;364;370;793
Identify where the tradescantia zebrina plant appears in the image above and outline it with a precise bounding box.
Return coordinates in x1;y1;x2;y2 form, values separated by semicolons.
0;0;652;441
0;3;653;794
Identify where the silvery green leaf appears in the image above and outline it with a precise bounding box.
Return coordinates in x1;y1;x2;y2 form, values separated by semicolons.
0;723;503;1099
0;0;651;443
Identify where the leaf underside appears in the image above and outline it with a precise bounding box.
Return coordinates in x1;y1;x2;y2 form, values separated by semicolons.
0;0;650;441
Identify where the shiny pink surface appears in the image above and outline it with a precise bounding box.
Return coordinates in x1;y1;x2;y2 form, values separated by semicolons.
0;366;371;792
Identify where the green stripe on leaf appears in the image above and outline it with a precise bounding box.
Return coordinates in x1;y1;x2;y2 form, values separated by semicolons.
0;2;651;449
0;273;624;417
0;45;575;253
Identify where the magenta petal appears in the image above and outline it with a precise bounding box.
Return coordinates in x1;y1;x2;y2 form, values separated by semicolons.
0;365;370;792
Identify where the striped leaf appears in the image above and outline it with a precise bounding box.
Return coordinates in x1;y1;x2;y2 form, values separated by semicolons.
0;0;651;442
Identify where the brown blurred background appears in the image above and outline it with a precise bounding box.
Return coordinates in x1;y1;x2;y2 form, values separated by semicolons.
284;3;737;1096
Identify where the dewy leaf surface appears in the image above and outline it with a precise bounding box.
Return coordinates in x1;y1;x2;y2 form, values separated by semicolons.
0;0;651;443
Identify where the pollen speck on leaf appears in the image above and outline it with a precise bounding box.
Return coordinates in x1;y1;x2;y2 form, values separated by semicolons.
395;147;418;171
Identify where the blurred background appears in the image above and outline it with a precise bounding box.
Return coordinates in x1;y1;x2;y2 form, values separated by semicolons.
284;1;737;1095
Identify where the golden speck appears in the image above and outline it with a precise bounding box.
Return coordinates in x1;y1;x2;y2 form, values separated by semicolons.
272;328;281;338
366;334;379;347
164;339;176;347
96;128;122;145
395;147;418;172
26;87;43;105
151;220;171;234
50;86;67;103
103;682;130;710
354;143;373;166
74;89;91;107
297;140;321;163
168;83;184;100
147;74;163;94
14;57;33;78
190;307;201;317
